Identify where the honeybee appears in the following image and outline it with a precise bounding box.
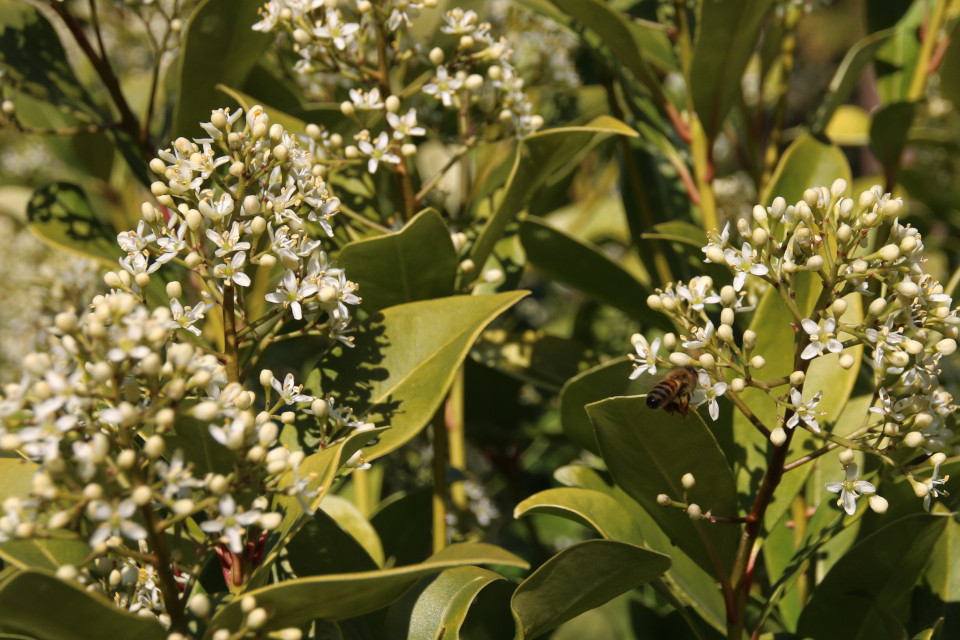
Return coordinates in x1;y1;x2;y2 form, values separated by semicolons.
646;366;699;417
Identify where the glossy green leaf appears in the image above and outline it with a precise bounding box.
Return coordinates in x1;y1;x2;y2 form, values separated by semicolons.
923;518;960;633
371;488;433;567
470;117;636;275
520;217;663;327
384;566;505;640
286;497;381;577
797;514;948;638
872;2;923;104
171;0;272;138
471;330;592;393
26;183;122;268
217;84;307;133
587;396;739;578
690;0;777;142
913;619;945;640
510;540;670;639
339;209;457;314
549;0;670;86
640;221;708;248
319;495;384;567
208;543;528;634
551;465;726;632
0;2;99;119
810;29;896;136
164;412;235;477
0;570;165;640
559;357;653;454
0;539;90;573
869;101;916;182
316;292;527;460
0;458;36;503
514;488;644;546
760;134;852;206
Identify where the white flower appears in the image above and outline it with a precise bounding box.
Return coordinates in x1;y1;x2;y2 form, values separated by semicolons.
271;373;314;405
786;388;825;433
423;66;463;108
199;495;262;554
628;335;660;379
265;271;319;320
440;8;478;35
345;449;371;471
205;222;251;257
87;499;148;548
724;242;769;291
358;132;401;174
348;87;384;111
800;317;844;360
677;277;717;311
696;373;727;421
314;10;359;50
117;221;156;254
923;462;950;511
386;109;426;140
682;321;715;350
825;463;876;515
212;252;251;287
169;298;210;336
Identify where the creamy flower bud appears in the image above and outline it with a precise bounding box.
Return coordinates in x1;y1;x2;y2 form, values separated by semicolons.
720;286;737;307
173;499;194;516
259;513;282;530
904;431;924;448
646;294;662;311
429;47;444;65
806;255;824;272
260;254;277;268
189;594;211;618
117;449;137;469
897;280;919;298
752;204;768;225
752;227;768;247
883;199;902;217
144;435;165;459
104;271;123;288
837;223;852;243
730;378;746;392
832;299;847;317
208;474;229;495
839;353;855;369
743;330;757;351
193;401;220;421
888;351;910;368
868;298;887;317
750;355;766;370
686;504;701;519
656;493;671;506
56;565;79;581
705;246;725;264
401;143;418;156
936;338;957;355
241;596;257;613
862;212;878;227
273;144;289;163
259;369;274;389
131;485;152;506
661;296;677;312
930;452;947;467
838;448;855;465
135;273;151;288
83;484;103;500
669;352;691;367
681;473;695;489
878;244;900;262
660;332;675;351
717;324;734;343
903;339;924;355
913;480;930;498
465;74;484;91
720;307;735;327
868;494;888;514
770;427;787;446
460;259;475;273
699;354;716;370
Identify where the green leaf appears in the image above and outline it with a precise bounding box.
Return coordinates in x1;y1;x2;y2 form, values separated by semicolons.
759;134;852;206
164;412;235;477
216;84;307;134
470;117;636;275
286;497;381;577
587;396;739;579
371;488;433;567
797;514;948;638
640;221;708;248
0;539;90;573
510;540;670;639
384;567;505;640
549;0;673;85
317;292;527;460
0;458;36;503
171;0;272;138
0;570;165;640
810;29;896;136
869;101;916;183
690;0;777;142
559;357;652;454
339;209;457;314
27;182;122;268
514;488;644;546
0;2;99;119
471;331;592;393
872;2;923;104
519;217;664;328
208;543;528;634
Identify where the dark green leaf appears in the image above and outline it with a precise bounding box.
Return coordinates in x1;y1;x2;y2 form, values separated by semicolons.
27;182;122;267
287;498;381;577
872;3;923;104
317;292;527;460
208;543;527;633
0;570;166;640
869;101;916;184
510;540;670;639
520;217;665;328
0;539;90;573
759;135;852;206
339;209;457;314
514;488;645;546
587;396;739;579
171;0;272;138
371;488;433;567
384;567;505;640
690;0;777;142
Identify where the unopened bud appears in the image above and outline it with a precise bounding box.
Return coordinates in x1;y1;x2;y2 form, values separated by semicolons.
646;294;663;311
699;353;716;370
750;355;766;370
656;493;671;506
936;338;956;355
868;494;888;513
717;324;734;343
686;504;701;519
868;298;887;317
838;353;855;369
730;378;746;392
838;448;855;465
770;427;787;446
743;330;757;351
720;307;735;327
832;299;847;317
429;47;444;65
669;352;691;367
681;473;695;489
705;246;725;264
806;255;824;272
904;431;924;448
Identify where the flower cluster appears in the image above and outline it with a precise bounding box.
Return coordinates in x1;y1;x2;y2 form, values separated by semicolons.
631;180;958;513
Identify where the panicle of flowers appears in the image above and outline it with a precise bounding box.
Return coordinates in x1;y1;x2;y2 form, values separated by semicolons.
632;179;957;512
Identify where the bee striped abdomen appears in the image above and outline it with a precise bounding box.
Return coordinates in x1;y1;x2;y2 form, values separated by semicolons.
646;381;680;409
646;366;699;417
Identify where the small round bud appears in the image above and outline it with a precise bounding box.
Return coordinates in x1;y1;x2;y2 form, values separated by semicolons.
837;223;852;243
260;369;274;389
117;449;137;469
883;199;902;217
311;398;329;419
662;333;677;351
913;480;930;499
83;483;103;500
720;307;735;327
460;259;475;273
149;158;166;175
358;0;372;11
806;255;824;272
280;411;296;424
56;565;78;581
868;494;888;514
936;338;957;356
165;281;183;299
260;254;277;269
193;401;220;421
832;299;847;317
661;296;677;312
879;244;900;262
730;378;746;392
838;353;855;369
750;355;766;370
465;74;484;91
903;339;924;355
930;452;947;467
143;435;165;459
340;101;356;118
699;353;716;370
720;286;737;307
273;144;289;163
669;352;691;367
914;412;934;430
752;204;768;225
241;595;257;613
904;431;924;448
859;190;877;209
770;427;787;446
401;143;417;156
135;272;151;289
384;95;401;113
656;494;671;506
104;272;123;289
260;512;282;530
717;324;734;343
686;504;702;519
681;473;695;489
646;294;662;311
131;485;153;506
838;449;855;465
459;35;474;49
743;330;757;351
189;593;211;618
900;235;918;253
752;227;768;247
830;178;847;197
868;298;887;317
705;246;725;264
429;47;444;65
